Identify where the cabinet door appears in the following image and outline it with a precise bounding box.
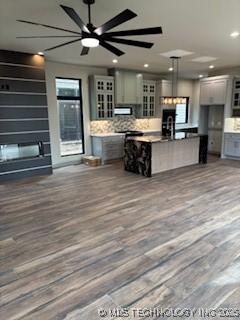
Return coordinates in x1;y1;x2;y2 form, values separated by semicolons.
105;93;114;118
200;81;212;105
161;80;172;97
123;72;137;104
149;82;156;117
104;80;114;92
200;79;227;105
96;93;105;119
149;95;155;116
142;81;156;117
114;71;124;104
136;74;143;104
225;139;238;157
102;137;124;160
143;95;148;117
208;130;222;153
212;80;227;105
232;79;240;109
233;140;240;157
104;79;114;119
233;92;240;108
224;134;240;157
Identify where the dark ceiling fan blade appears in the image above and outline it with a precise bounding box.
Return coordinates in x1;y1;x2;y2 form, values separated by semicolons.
60;5;89;33
17;35;81;39
99;40;125;56
81;47;90;56
44;38;82;52
17;20;82;35
104;26;163;37
94;9;137;36
104;37;154;49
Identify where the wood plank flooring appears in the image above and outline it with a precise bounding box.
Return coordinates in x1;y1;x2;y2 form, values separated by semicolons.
1;158;240;319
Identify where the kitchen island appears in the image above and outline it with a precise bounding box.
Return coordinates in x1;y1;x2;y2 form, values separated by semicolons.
124;133;200;177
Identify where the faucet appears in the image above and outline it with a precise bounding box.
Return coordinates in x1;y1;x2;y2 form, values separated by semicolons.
167;116;174;139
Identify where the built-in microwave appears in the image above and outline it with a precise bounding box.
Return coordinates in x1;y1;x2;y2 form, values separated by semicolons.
114;106;132;116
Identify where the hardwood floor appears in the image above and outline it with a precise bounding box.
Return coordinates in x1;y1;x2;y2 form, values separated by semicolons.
1;158;240;319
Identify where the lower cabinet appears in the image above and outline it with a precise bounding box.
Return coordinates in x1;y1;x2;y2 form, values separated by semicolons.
224;133;240;158
91;136;125;164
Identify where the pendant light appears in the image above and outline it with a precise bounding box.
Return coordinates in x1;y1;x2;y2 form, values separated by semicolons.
163;57;186;105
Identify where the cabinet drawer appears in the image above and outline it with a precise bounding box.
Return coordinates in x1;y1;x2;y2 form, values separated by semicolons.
103;148;123;159
102;136;124;143
225;133;240;140
103;145;124;154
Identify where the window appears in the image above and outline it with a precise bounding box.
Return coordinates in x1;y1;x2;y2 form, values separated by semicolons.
56;78;84;157
176;97;189;124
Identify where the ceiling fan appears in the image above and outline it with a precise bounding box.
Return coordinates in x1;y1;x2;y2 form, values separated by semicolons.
17;0;163;56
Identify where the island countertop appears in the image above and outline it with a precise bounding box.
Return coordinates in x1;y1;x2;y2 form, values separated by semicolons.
124;132;201;177
126;132;200;143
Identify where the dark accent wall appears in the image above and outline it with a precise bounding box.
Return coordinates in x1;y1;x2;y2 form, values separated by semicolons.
0;50;52;182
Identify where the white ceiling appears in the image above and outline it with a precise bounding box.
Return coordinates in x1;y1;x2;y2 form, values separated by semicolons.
0;0;240;78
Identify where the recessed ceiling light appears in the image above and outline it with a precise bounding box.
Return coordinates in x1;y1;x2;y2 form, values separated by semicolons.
169;67;174;71
38;52;44;56
144;64;149;68
230;31;240;38
112;59;118;64
199;75;203;78
209;65;215;69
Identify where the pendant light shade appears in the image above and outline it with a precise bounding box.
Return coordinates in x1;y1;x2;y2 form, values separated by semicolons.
163;96;187;105
162;57;186;105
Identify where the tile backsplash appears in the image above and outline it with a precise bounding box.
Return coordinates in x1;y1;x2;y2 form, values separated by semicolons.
234;118;240;131
90;116;161;134
224;118;240;133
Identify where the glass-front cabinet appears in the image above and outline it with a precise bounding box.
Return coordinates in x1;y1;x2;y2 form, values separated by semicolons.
232;78;240;110
142;80;156;117
89;76;115;120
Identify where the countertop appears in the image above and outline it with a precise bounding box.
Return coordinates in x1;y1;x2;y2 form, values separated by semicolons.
90;125;198;138
91;133;125;137
91;129;161;137
127;132;200;143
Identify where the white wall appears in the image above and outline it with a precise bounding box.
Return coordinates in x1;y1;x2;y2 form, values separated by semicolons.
45;61;107;168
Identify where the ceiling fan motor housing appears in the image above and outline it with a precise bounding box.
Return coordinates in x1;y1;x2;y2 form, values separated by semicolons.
83;0;95;5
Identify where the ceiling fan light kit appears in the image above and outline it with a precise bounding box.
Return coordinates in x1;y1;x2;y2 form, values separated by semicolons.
17;0;162;56
81;37;99;47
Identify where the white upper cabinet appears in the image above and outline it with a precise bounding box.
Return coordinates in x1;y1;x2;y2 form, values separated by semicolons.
89;75;115;120
157;80;172;99
232;78;240;109
142;80;156;117
200;78;228;105
109;69;143;104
